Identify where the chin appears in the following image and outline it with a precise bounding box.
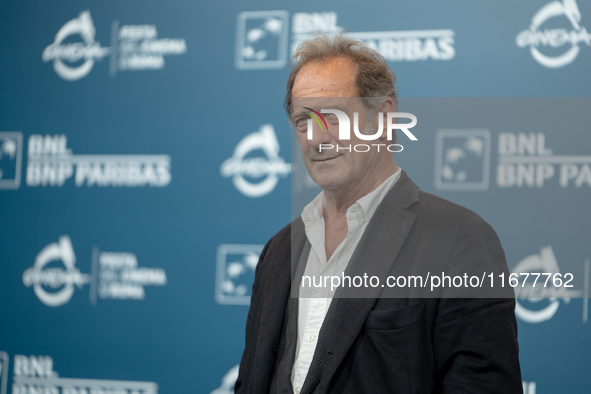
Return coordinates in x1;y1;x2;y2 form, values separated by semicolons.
310;172;347;191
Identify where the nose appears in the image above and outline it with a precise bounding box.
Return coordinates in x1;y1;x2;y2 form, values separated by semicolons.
307;119;335;151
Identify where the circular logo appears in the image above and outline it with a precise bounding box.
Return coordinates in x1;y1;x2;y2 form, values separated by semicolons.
221;124;291;198
42;10;110;81
513;246;562;323
23;235;89;307
516;0;589;68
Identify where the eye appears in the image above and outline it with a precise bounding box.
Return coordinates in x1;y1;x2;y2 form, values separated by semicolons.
324;113;339;125
294;116;310;132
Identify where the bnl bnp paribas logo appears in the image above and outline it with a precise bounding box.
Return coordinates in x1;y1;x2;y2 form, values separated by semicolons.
42;10;187;81
434;130;591;190
22;235;167;307
0;132;171;189
516;0;590;68
1;354;158;394
235;11;455;69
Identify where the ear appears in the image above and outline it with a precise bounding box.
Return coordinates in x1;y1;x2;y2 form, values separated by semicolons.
380;96;396;113
378;97;396;140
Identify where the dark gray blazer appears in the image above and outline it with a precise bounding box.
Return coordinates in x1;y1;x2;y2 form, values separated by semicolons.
235;170;522;394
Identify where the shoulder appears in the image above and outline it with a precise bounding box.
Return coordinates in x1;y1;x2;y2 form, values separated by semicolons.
394;185;503;259
412;190;493;234
389;170;492;234
254;219;298;275
266;219;295;252
410;190;510;296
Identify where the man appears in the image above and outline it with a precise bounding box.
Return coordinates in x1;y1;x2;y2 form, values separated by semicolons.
235;34;522;393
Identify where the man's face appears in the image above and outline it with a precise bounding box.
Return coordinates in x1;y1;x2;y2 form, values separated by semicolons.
291;57;385;193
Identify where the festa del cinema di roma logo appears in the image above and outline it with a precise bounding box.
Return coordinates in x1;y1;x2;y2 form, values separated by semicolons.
516;0;591;68
22;235;167;307
42;10;187;81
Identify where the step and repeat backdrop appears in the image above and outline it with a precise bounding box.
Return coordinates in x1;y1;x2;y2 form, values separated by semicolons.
1;0;590;393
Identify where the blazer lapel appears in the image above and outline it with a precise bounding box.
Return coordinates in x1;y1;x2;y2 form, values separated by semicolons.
253;218;307;394
300;170;420;393
271;239;311;393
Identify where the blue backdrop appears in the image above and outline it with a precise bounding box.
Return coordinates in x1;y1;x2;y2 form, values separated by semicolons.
1;1;590;393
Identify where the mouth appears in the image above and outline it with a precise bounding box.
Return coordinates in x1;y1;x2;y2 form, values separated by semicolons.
312;155;341;162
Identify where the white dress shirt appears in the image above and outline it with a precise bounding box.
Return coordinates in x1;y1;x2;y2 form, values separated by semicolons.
291;169;402;394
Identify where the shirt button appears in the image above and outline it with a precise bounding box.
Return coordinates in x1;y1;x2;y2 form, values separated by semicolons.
308;334;316;342
296;387;301;394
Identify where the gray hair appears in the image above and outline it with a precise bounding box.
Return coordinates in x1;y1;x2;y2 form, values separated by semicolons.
284;32;397;116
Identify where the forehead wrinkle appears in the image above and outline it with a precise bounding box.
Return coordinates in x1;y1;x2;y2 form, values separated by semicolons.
292;84;344;97
292;97;359;114
292;57;358;98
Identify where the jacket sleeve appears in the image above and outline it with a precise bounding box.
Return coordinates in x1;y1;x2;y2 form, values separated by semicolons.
234;237;273;394
434;215;523;393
